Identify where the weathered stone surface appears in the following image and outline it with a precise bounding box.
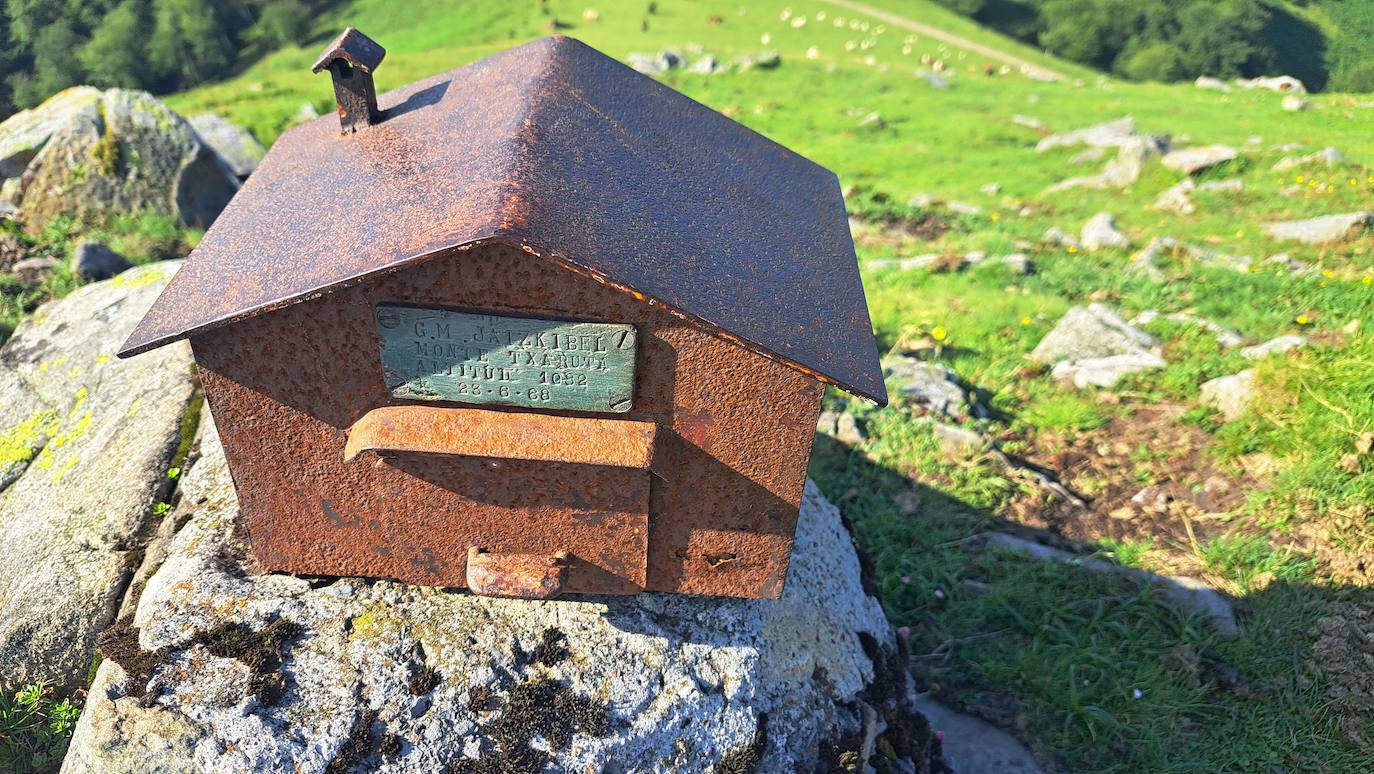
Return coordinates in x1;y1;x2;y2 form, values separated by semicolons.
916;698;1043;774
886;357;980;419
817;410;866;446
1046;136;1166;191
1001;253;1032;275
1241;335;1306;360
1040;226;1080;250
981;533;1237;638
72;241;132;280
1161;145;1238;175
188;114;266;180
1193;76;1231;93
1035;116;1137;152
10;256;58;285
932;421;985;456
0;86;102;179
63;432;931;773
1265;212;1373;244
1152;179;1196;214
1236;75;1306;94
1051;352;1167;389
1281;95;1311;112
1134;310;1245;348
16;89;238;231
1201;370;1255;421
0;231;24;271
1031;304;1158;365
1081;212;1130;251
0;261;194;693
1273;147;1343;172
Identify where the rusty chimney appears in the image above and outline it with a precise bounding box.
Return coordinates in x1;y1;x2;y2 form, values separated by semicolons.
312;27;386;133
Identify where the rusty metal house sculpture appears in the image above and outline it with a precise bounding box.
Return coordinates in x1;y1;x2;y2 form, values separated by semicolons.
120;31;886;600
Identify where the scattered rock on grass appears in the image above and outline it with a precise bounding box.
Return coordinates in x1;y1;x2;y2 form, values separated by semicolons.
980;533;1238;638
1281;95;1311;112
885;357;982;419
1031;304;1159;365
817;410;866;446
1265;253;1314;275
1040;226;1080;250
1134;310;1245;348
1236;75;1306;93
1152;180;1196;214
0;232;24;271
1272;147;1343;171
1081;212;1130;251
932;421;986;456
1264;212;1373;244
1161;145;1238;175
1046;136;1166;191
72;241;132;280
1052;352;1167;389
1194;76;1232;92
1241;335;1306;360
9;256;58;285
1035;116;1137;152
1200;370;1255;421
1002;253;1032;275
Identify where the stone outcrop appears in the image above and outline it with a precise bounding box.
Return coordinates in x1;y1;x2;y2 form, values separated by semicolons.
62;423;937;773
0;261;195;692
1080;212;1129;251
1264;212;1373;244
1;87;239;232
1032;305;1165;389
188;114;266;181
1161;145;1238;175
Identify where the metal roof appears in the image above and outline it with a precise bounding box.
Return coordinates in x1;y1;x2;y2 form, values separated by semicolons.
311;27;386;74
120;36;887;404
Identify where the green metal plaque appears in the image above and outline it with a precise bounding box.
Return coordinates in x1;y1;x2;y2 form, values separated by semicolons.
374;304;637;413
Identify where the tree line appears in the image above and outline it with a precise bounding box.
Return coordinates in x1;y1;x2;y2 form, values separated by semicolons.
939;0;1370;93
0;0;317;118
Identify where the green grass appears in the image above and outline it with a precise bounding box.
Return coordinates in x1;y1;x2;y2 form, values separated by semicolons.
0;684;80;774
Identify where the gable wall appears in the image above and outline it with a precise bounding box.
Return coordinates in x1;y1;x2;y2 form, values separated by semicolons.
191;241;823;598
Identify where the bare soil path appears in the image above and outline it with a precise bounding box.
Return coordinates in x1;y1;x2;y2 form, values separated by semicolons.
819;0;1068;82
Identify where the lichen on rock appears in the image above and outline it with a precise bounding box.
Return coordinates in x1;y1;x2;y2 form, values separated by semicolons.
63;415;935;773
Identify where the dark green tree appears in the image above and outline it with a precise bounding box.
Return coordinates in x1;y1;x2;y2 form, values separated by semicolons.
79;0;155;89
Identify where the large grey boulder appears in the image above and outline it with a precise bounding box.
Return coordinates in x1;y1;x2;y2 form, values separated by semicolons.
62;426;936;773
1264;212;1373;244
188;114;266;180
11;88;238;231
1031;304;1159;365
0;261;195;693
0;86;103;179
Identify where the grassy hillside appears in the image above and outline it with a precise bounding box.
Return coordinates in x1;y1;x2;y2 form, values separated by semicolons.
9;1;1374;771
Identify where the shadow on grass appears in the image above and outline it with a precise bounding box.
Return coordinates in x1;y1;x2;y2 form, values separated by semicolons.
808;433;1374;773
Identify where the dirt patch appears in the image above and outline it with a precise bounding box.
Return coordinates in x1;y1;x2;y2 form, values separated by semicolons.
1311;595;1374;753
1004;403;1262;575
